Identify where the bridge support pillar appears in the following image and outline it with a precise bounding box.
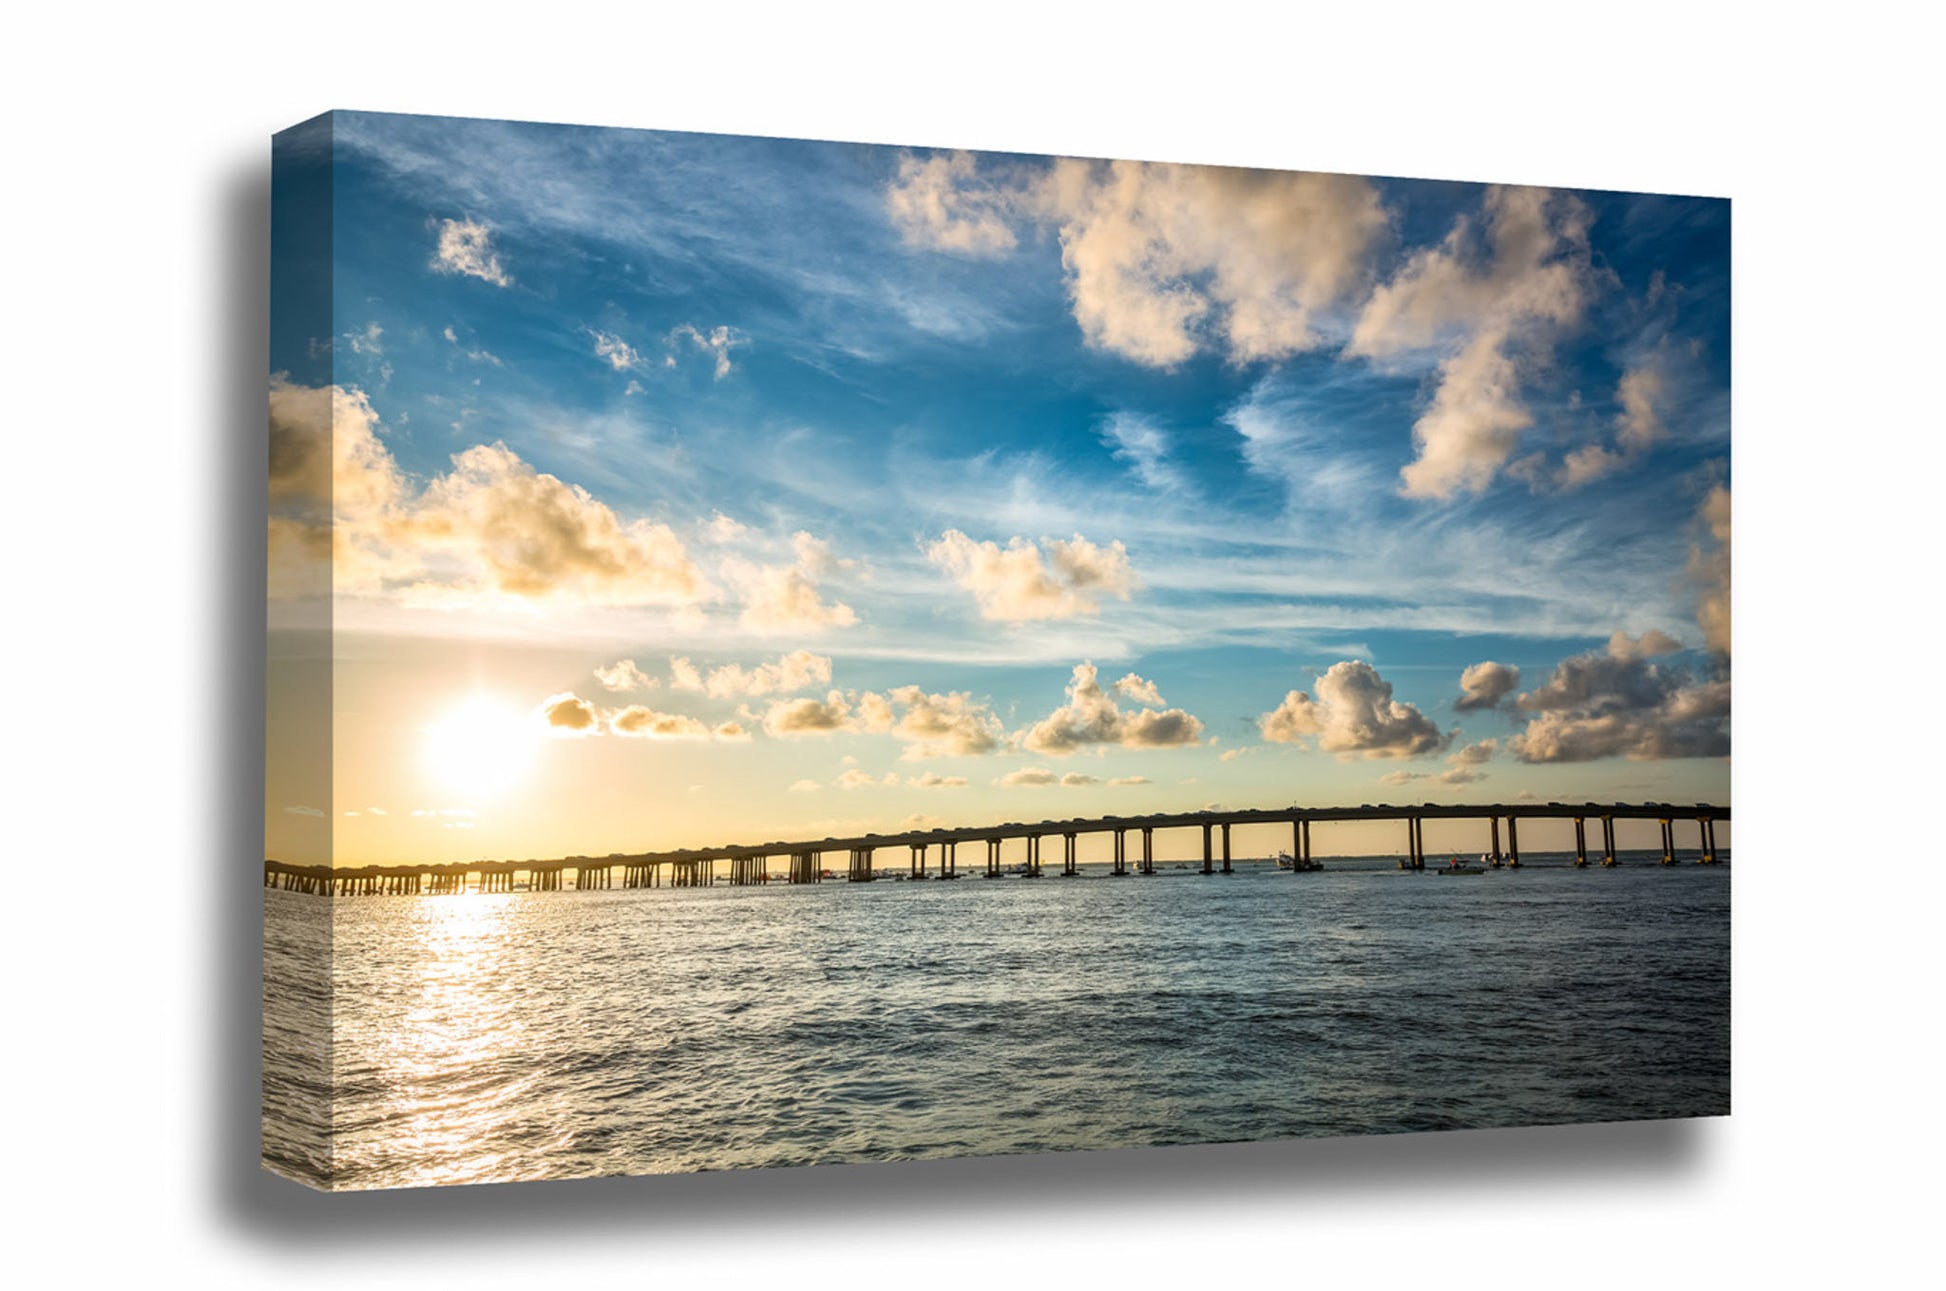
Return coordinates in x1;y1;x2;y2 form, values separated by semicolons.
986;838;1002;878
1141;827;1154;875
1574;817;1588;867
1601;816;1617;866
1490;816;1502;867
1507;817;1520;868
1063;833;1077;876
1699;817;1717;864
1202;823;1213;875
1112;830;1127;875
1221;823;1233;874
1659;820;1674;865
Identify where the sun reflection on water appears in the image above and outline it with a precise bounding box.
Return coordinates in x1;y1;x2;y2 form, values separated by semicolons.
336;892;577;1187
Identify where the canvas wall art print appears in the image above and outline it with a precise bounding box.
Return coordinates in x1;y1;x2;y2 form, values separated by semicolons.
263;111;1730;1191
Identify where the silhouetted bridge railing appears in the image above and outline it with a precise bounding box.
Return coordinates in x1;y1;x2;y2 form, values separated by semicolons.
264;801;1728;896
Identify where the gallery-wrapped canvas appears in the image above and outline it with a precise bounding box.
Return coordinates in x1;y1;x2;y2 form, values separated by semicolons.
264;111;1730;1191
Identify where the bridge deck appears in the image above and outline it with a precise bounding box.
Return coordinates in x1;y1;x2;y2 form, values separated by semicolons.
264;801;1728;883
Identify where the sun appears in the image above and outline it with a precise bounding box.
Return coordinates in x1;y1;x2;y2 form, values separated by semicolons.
421;696;538;797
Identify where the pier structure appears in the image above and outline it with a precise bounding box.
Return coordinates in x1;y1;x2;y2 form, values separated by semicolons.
264;801;1729;897
1022;835;1043;878
1199;823;1238;875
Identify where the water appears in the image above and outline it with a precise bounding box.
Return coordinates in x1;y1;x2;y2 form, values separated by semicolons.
262;855;1730;1190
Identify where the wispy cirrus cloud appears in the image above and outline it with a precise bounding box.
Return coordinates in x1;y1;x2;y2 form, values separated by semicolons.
1100;412;1189;494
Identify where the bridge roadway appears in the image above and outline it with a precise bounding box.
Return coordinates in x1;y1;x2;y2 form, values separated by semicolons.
264;800;1729;894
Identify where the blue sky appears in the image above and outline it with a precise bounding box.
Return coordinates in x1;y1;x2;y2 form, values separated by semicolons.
267;110;1730;863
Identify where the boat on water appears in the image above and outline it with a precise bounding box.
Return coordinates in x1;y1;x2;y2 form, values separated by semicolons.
1439;856;1486;876
1275;850;1323;872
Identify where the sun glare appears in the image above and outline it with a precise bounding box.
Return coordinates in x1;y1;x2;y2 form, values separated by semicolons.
422;696;538;797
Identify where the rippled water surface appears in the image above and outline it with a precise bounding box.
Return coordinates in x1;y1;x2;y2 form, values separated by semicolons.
264;856;1730;1190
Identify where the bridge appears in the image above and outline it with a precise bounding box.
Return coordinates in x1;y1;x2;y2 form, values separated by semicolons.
264;800;1729;895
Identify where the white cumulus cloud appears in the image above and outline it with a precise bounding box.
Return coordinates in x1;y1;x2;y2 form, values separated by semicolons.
1258;661;1451;759
430;217;512;287
1350;186;1601;499
1507;633;1729;762
728;532;858;633
756;685;1004;760
1021;662;1205;755
671;649;834;699
1691;485;1731;655
594;659;656;693
1455;661;1521;712
885;151;1020;256
267;378;708;610
668;324;747;379
611;706;712;740
927;530;1135;622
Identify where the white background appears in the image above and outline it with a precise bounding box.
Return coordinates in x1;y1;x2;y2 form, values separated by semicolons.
3;2;1935;1285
